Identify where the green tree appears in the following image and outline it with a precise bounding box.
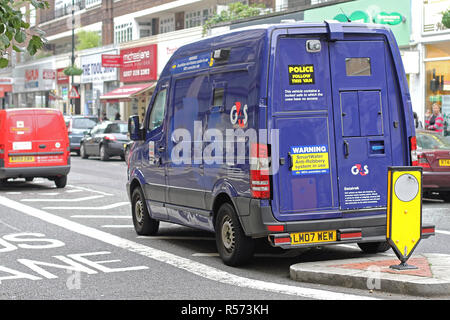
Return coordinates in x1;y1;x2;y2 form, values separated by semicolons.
202;2;266;36
0;0;49;68
76;30;101;51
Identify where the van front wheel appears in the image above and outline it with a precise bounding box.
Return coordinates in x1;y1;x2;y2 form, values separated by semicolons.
131;187;159;236
215;203;254;266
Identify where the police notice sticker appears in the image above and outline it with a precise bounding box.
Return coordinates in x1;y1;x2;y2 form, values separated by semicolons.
290;145;329;175
288;64;315;85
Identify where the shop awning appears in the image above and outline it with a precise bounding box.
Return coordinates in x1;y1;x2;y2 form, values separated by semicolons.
100;83;156;102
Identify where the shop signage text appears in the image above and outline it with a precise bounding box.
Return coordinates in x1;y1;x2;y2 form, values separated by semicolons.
120;44;157;83
80;50;118;84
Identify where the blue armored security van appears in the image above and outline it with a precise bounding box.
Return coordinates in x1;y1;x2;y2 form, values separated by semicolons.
127;21;429;266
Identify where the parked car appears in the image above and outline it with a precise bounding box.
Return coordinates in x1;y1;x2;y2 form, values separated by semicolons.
64;115;99;155
416;129;450;201
0;108;70;188
80;121;129;161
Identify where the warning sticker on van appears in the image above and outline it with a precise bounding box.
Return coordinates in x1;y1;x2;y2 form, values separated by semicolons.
290;145;329;175
288;64;315;85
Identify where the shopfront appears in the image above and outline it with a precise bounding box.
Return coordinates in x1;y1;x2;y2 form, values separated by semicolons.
0;77;13;109
80;47;120;118
12;58;57;109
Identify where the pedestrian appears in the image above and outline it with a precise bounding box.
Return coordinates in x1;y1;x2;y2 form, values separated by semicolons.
413;112;423;129
102;112;109;121
425;103;444;134
115;112;121;120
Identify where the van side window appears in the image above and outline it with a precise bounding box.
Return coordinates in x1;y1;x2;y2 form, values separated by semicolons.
213;87;225;106
148;89;167;131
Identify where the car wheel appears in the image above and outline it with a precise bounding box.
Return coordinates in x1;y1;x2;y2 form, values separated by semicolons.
357;241;391;253
131;187;159;236
100;145;109;161
54;175;67;188
441;192;450;202
80;144;88;159
215;202;255;266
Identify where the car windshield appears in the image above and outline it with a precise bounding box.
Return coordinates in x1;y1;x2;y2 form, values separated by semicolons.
105;123;128;134
73;118;99;129
417;131;450;150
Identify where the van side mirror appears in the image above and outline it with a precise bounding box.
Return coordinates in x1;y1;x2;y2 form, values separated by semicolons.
128;115;143;141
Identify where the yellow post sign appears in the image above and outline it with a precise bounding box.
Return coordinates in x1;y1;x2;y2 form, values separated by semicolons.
386;166;423;270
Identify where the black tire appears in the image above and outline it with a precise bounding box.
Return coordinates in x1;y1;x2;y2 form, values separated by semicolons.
100;145;109;161
357;241;391;254
441;192;450;202
54;175;67;188
80;144;88;159
131;187;159;236
215;202;255;267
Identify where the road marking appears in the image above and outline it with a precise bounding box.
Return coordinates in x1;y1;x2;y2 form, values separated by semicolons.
0;196;376;300
65;189;83;193
436;229;450;236
21;195;104;202
101;225;134;228
71;215;130;219
6;192;22;195
44;202;129;210
66;185;113;196
39;193;60;196
137;236;215;241
0;219;21;232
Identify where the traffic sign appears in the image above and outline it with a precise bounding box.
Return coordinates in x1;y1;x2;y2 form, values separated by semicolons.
68;86;80;99
386;166;423;270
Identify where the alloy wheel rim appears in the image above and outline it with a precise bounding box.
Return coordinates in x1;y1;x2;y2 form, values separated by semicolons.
221;216;235;252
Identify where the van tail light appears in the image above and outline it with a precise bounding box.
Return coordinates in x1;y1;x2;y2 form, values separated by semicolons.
410;136;418;166
417;154;431;168
250;143;270;199
104;134;117;141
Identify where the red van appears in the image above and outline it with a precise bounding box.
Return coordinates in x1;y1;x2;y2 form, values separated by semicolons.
0;108;70;188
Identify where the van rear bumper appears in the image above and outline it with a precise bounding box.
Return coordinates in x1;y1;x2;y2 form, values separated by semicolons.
235;198;388;243
0;165;71;179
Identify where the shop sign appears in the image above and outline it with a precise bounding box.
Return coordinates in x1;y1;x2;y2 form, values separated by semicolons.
373;12;404;25
102;54;122;68
80;50;118;84
24;69;39;89
120;44;157;83
0;77;13;85
57;68;70;84
42;69;56;80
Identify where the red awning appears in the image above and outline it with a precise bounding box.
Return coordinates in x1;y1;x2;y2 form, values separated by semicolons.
100;83;156;102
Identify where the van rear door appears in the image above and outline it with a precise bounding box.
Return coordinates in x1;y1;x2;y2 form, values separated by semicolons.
329;40;393;211
33;110;67;166
5;110;37;168
270;34;393;221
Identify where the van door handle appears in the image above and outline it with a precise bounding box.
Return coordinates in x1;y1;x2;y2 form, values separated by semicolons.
158;146;165;153
343;141;349;159
39;144;46;149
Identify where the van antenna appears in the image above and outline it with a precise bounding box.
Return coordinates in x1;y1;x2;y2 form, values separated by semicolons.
340;8;351;22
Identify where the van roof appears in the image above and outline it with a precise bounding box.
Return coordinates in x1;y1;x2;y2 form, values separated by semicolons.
1;108;61;113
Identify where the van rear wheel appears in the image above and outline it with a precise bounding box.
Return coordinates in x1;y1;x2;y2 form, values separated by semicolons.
357;241;391;253
131;187;159;236
54;175;67;188
215;203;255;266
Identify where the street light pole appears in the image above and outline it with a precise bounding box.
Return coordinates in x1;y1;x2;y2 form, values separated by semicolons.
70;0;75;115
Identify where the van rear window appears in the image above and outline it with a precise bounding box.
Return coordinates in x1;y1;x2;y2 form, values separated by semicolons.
345;58;371;76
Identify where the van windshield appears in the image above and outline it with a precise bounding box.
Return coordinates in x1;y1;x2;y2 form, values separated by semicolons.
73;118;99;129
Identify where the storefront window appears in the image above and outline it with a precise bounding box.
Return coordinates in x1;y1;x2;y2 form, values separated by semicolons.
425;42;450;135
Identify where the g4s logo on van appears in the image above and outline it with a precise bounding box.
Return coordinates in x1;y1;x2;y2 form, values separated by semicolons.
230;102;248;128
351;164;369;176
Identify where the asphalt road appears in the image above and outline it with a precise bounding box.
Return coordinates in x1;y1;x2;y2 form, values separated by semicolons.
0;155;449;303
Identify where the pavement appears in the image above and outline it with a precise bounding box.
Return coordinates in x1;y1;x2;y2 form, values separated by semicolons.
290;253;450;297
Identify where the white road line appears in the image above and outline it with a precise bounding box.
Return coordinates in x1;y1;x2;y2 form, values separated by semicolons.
5;192;22;195
43;202;129;210
101;225;134;228
0;196;376;300
66;185;113;196
21;195;104;202
0;218;21;232
436;229;450;236
137;236;215;241
71;215;130;219
65;189;83;193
